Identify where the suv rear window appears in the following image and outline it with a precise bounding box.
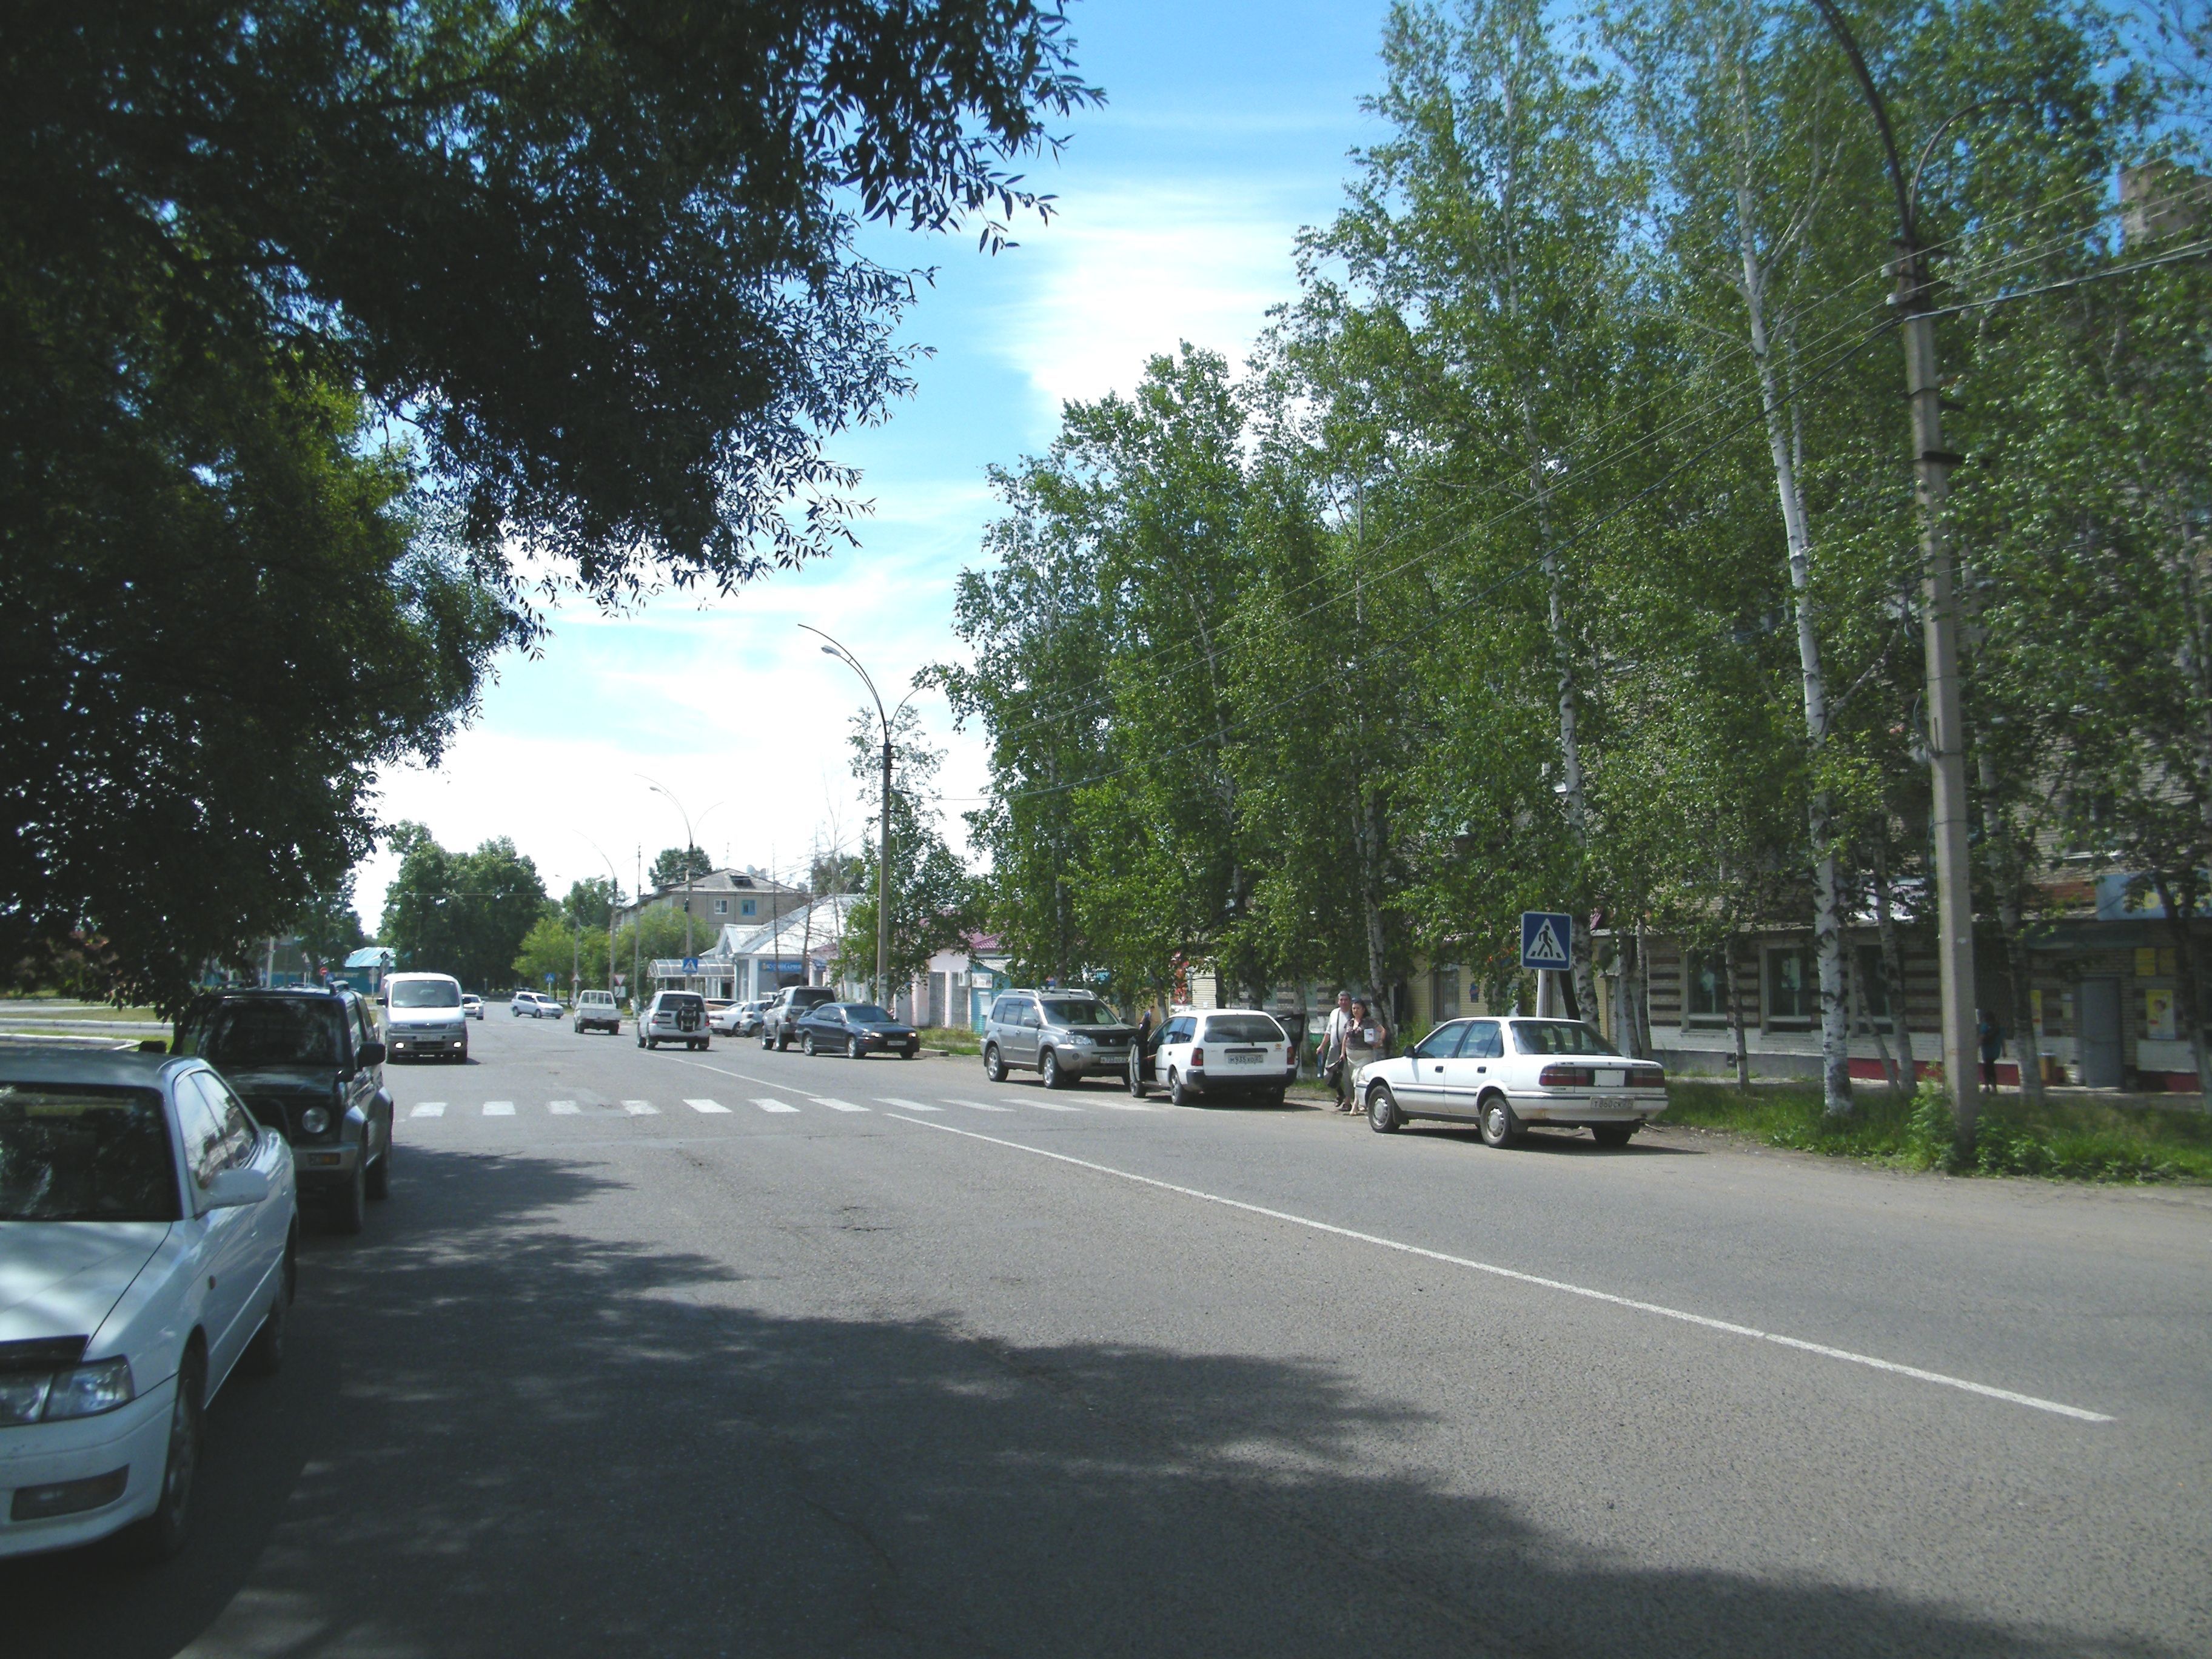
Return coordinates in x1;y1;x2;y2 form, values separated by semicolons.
1204;1014;1284;1043
660;994;704;1012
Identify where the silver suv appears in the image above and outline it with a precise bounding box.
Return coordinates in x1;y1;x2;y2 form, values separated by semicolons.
638;990;708;1051
982;990;1136;1089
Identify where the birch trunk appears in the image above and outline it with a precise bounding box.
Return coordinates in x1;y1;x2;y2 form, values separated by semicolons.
1724;932;1750;1092
1735;181;1851;1117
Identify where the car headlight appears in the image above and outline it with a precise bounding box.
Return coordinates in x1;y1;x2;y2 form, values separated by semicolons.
41;1358;135;1421
301;1105;331;1135
1068;1034;1094;1047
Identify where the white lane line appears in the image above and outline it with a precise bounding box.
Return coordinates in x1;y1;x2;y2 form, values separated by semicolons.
1079;1099;1158;1113
750;1097;800;1114
1000;1097;1084;1113
683;1098;732;1114
410;1102;446;1118
810;1098;871;1113
882;1115;2117;1426
549;1100;580;1115
481;1100;515;1117
622;1100;659;1116
873;1096;943;1113
944;1098;1016;1113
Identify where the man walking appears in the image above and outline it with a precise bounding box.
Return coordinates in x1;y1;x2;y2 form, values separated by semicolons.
1321;990;1356;1111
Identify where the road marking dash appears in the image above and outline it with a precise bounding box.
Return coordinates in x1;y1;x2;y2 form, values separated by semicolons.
945;1098;1016;1113
999;1098;1083;1113
750;1097;800;1114
683;1098;731;1114
810;1098;871;1113
481;1100;515;1117
549;1100;580;1114
873;1096;942;1113
622;1100;659;1116
410;1102;446;1118
882;1114;2117;1426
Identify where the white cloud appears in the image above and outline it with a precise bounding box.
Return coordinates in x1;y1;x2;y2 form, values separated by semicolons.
995;183;1309;412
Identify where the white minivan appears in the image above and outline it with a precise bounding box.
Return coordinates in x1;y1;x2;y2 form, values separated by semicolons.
381;972;468;1064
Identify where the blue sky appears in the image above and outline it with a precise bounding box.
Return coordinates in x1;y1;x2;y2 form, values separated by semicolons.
357;0;1398;924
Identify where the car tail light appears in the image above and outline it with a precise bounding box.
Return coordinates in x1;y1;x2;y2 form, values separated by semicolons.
1191;1047;1205;1067
1539;1065;1594;1088
1633;1068;1666;1089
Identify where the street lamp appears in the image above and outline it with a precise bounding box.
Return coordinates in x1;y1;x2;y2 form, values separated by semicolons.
1808;0;1979;1145
801;625;916;1010
637;777;723;974
577;833;624;1004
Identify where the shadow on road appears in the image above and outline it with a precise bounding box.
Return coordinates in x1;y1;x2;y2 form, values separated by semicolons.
2;1145;2168;1658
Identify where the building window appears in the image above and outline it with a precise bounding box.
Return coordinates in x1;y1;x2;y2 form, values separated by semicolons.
1433;967;1460;1019
1854;946;1894;1027
740;899;756;917
714;899;728;915
1684;950;1730;1022
1765;946;1817;1025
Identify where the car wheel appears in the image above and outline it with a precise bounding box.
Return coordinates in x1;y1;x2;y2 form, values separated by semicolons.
1168;1067;1194;1107
803;1033;818;1056
116;1342;204;1564
1480;1093;1521;1149
1127;1054;1148;1099
1041;1048;1064;1090
637;1028;646;1047
848;1036;863;1059
1367;1082;1404;1134
241;1242;293;1376
329;1155;367;1235
984;1044;1007;1083
1592;1123;1636;1148
903;1045;918;1060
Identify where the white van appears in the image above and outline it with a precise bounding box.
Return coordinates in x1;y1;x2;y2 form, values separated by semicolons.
382;971;469;1063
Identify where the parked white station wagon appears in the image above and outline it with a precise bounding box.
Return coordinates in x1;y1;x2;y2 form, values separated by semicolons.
1356;1017;1666;1147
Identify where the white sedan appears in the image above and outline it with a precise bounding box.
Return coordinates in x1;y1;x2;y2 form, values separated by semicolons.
1356;1017;1666;1147
1;1050;297;1560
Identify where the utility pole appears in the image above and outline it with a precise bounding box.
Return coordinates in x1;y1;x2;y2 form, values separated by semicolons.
1809;0;1979;1145
803;625;914;1013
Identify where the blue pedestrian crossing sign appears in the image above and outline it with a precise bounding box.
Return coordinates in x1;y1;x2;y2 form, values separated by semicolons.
682;955;699;974
1520;911;1572;971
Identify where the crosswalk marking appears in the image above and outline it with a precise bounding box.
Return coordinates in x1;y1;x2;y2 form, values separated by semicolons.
810;1098;871;1113
411;1102;446;1118
874;1096;943;1113
1085;1099;1158;1113
622;1100;658;1116
945;1098;1015;1113
683;1098;731;1114
482;1100;515;1116
998;1097;1083;1113
750;1097;800;1114
549;1100;580;1114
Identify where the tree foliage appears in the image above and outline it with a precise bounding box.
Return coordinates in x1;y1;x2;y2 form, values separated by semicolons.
378;823;548;991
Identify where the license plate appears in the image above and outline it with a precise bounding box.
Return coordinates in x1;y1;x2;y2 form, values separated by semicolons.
1222;1048;1262;1067
1597;1070;1622;1087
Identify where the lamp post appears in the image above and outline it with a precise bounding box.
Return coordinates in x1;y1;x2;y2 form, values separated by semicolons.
1808;0;1979;1146
802;625;914;1010
638;778;723;987
578;834;623;1002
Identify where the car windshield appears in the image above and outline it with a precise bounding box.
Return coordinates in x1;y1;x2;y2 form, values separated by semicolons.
1510;1021;1619;1057
1042;999;1114;1026
178;997;344;1068
391;980;461;1008
845;1005;895;1023
1205;1014;1285;1042
0;1084;181;1222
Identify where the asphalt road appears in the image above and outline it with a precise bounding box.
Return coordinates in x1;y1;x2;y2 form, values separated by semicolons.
10;1012;2208;1657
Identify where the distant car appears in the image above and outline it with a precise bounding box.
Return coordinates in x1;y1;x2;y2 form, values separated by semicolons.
573;990;621;1035
982;989;1137;1088
509;992;561;1019
1144;1008;1295;1106
707;999;756;1036
795;1002;919;1059
1355;1017;1667;1145
378;971;469;1064
462;994;483;1021
637;991;708;1051
172;987;394;1232
0;1048;298;1562
759;986;837;1050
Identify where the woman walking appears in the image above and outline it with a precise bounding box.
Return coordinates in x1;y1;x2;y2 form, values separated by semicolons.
1341;997;1387;1112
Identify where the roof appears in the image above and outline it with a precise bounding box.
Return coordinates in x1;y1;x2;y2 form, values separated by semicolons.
647;867;806;900
0;1048;193;1087
703;894;859;960
343;946;394;969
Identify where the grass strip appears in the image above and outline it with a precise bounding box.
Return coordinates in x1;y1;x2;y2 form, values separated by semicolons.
1664;1079;2212;1184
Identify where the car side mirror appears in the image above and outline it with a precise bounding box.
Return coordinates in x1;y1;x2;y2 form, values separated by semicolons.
358;1041;386;1067
202;1167;272;1210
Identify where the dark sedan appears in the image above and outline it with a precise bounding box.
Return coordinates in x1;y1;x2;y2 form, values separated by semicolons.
795;1002;920;1060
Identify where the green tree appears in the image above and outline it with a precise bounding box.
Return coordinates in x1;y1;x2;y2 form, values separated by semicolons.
290;879;371;980
380;824;548;991
837;708;979;1002
648;847;715;891
563;878;618;932
515;909;610;996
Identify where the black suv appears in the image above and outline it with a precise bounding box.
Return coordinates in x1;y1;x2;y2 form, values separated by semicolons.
759;985;837;1050
174;987;393;1234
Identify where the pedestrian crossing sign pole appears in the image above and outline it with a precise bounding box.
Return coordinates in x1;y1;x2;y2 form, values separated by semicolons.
1520;911;1572;1018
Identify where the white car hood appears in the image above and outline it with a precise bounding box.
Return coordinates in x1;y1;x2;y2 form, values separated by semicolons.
0;1222;172;1345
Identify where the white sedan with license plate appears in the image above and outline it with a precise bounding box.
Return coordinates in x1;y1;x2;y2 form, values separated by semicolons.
1;1050;298;1561
1356;1017;1666;1147
1143;1009;1296;1105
